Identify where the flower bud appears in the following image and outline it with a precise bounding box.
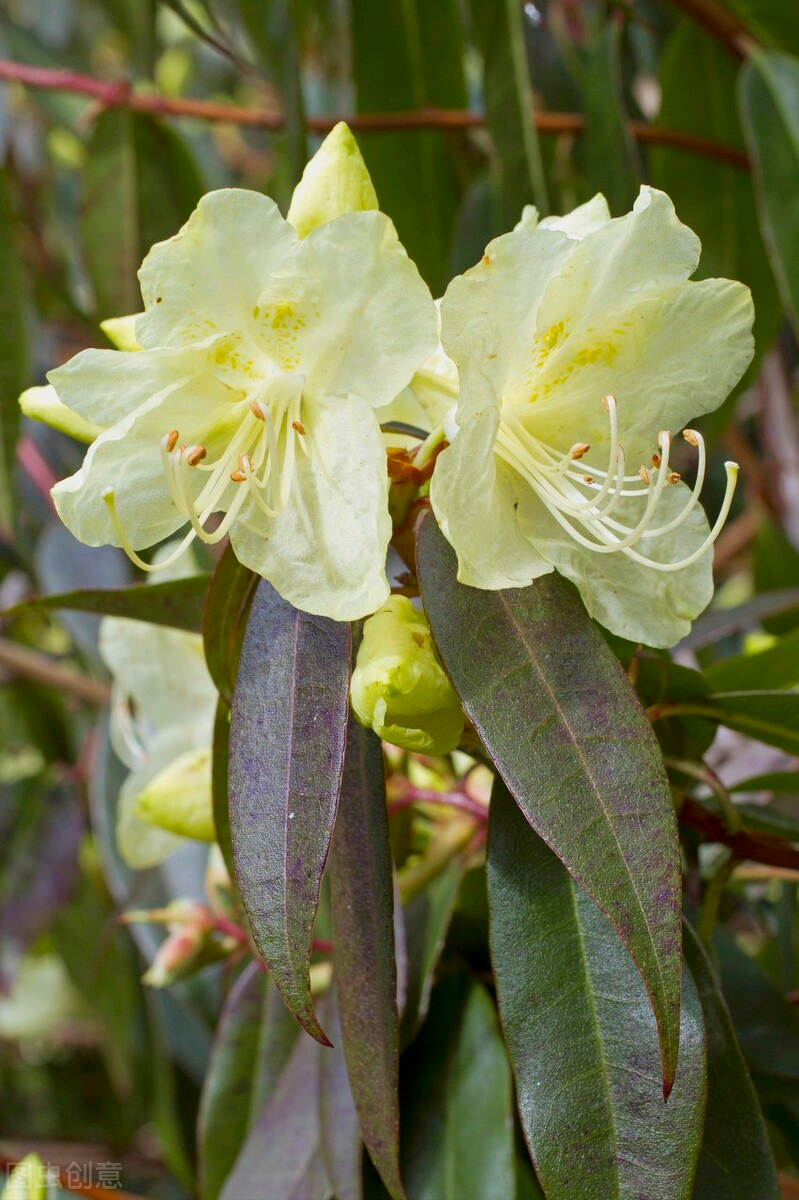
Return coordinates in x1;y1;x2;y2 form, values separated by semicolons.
287;121;378;237
2;1155;47;1200
19;384;103;444
350;596;463;755
100;312;143;351
133;747;215;842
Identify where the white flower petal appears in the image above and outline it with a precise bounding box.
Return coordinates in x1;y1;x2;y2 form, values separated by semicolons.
19;384;102;443
256;211;438;408
287;121;378;236
137;189;298;350
538;193;612;239
230;396;391;619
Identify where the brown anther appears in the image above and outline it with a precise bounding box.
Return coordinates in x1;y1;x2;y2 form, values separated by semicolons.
601;394;615;411
249;401;265;420
571;443;590;460
186;446;207;466
683;429;699;446
292;420;306;435
482;254;491;266
582;475;595;485
651;452;661;468
230;470;246;483
667;471;681;484
165;429;179;453
639;465;651;485
658;430;670;446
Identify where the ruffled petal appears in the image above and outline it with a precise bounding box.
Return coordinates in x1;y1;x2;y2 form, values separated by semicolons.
137;190;298;350
430;368;552;589
230;395;392;619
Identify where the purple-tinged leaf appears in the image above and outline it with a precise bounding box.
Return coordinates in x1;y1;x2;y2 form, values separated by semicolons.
229;579;351;1045
399;856;464;1049
330;717;405;1200
8;575;210;632
488;779;706;1200
203;543;257;704
318;992;363;1200
416;513;683;1088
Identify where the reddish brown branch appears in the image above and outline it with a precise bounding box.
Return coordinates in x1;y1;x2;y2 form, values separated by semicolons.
0;59;750;172
680;796;799;872
663;0;755;59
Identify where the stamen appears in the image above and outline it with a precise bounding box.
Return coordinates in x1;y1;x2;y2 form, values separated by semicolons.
292;420;306;435
571;443;590;460
230;470;246;483
186;445;207;466
250;400;265;420
165;429;179;453
667;472;681;484
103;489;197;572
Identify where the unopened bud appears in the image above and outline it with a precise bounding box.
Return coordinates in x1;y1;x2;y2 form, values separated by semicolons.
350;597;463;755
286;122;378;237
134;748;215;842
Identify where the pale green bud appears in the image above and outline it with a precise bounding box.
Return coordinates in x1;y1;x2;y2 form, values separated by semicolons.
100;312;143;350
287;121;378;237
2;1156;46;1200
133;747;215;842
19;384;103;444
350;596;463;755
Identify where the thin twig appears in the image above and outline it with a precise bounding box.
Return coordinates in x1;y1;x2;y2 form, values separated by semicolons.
388;782;488;822
665;755;741;834
0;60;750;171
0;637;111;704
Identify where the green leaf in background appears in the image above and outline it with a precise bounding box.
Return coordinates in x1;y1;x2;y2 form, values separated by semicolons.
754;521;799;635
416;514;683;1087
197;962;300;1200
580;19;641;215
731;770;799;794
723;0;799;57
399;855;464;1049
705;625;799;691
399;971;514;1200
739;49;799;336
330;717;404;1200
487;779;706;1200
683;925;779;1200
0;168;27;540
9;575;210;633
656;691;799;756
351;0;468;293
80;110;203;317
318;991;363;1200
228;580;351;1046
467;0;549;223
203;543;258;704
650;23;781;402
211;698;235;882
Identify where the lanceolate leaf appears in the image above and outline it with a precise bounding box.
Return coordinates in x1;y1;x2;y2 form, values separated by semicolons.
330;717;404;1200
318;992;363;1200
10;576;210;633
487;780;706;1200
203;543;258;703
416;514;683;1086
739;50;799;336
684;925;779;1200
197;963;300;1200
399;856;464;1049
228;580;351;1045
0;167;26;539
654;691;799;757
399;972;514;1200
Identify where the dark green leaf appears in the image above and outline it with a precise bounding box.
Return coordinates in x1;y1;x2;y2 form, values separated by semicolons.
690;794;799;841
753;522;799;634
330;717;404;1200
467;0;549;222
203;543;258;703
651;22;781;401
416;514;683;1086
237;0;307;189
723;0;799;59
80;110;203;316
0;167;26;539
399;971;514;1200
351;0;468;292
399;856;464;1048
660;691;799;756
683;587;799;649
488;778;706;1200
739;49;799;335
228;580;351;1045
9;575;210;633
198;963;300;1200
211;698;235;882
220;1029;330;1200
684;925;779;1199
580;20;640;215
731;770;799;794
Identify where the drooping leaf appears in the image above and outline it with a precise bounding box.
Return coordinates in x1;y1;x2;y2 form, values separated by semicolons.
197;962;300;1200
723;0;799;55
580;19;640;215
228;580;350;1045
351;0;468;292
731;770;799;794
211;698;235;882
416;514;683;1086
203;543;258;703
220;1028;331;1200
9;575;210;633
739;49;799;335
684;925;779;1200
487;779;706;1200
330;716;404;1200
651;21;781;405
705;625;799;691
655;691;799;757
399;855;464;1048
399;971;514;1200
0;167;27;539
467;0;549;223
80;109;203;316
753;522;799;635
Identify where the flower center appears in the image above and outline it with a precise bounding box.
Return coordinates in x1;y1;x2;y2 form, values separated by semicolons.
493;394;738;572
103;369;308;572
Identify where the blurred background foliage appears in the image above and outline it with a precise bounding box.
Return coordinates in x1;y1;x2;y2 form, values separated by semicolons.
1;0;799;1196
